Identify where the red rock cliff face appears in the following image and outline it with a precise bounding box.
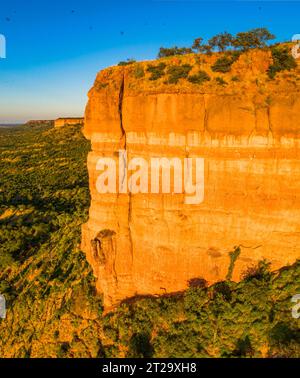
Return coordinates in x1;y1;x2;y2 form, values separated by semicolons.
81;50;300;308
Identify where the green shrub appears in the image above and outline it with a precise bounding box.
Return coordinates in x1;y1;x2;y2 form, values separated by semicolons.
127;332;154;358
241;259;271;282
146;62;167;80
166;64;192;84
188;70;210;84
231;75;240;82
269;322;299;346
118;59;136;66
134;65;145;79
53;330;59;339
188;278;207;288
233;335;254;357
97;82;108;90
215;77;227;86
158;46;193;58
57;342;70;358
213;281;232;302
211;51;240;73
103;326;119;341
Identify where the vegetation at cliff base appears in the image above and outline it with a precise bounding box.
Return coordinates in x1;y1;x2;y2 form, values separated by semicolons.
0;124;103;357
0;124;299;358
103;261;300;358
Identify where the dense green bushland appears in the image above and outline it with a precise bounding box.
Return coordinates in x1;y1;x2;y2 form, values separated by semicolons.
103;262;300;358
0;124;90;269
0;124;299;358
0;124;103;357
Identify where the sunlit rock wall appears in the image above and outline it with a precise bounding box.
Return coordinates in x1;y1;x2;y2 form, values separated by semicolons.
81;50;300;308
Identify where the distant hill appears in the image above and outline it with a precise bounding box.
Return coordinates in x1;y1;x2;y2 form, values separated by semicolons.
25;120;54;127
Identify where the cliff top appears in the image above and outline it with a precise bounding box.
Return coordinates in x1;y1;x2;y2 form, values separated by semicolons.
91;44;299;98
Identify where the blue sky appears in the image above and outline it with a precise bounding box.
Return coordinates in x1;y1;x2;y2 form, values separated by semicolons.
0;0;299;123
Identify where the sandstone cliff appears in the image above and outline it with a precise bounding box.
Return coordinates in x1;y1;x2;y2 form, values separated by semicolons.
54;118;84;128
81;49;300;308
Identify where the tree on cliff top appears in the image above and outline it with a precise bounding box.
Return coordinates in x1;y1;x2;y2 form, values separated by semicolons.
159;28;275;59
192;37;213;55
118;58;136;66
233;28;275;50
208;32;234;52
